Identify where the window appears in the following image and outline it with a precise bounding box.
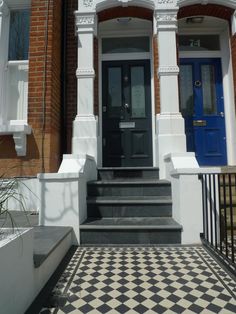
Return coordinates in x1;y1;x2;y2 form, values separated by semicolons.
179;35;220;51
9;10;30;61
0;5;31;156
102;37;150;54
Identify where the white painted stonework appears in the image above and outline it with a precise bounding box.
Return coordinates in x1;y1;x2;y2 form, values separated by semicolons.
53;0;236;246
0;0;31;156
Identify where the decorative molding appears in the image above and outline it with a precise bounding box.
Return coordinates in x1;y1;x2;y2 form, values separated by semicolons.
75;11;96;34
83;0;93;7
13;132;27;156
118;0;132;7
155;10;178;31
0;1;9;17
76;68;95;79
157;0;174;4
158;66;179;76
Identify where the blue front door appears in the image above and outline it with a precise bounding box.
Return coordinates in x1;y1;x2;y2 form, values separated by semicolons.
179;58;227;166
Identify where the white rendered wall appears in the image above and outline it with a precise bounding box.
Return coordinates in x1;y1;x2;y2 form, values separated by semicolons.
0;228;72;314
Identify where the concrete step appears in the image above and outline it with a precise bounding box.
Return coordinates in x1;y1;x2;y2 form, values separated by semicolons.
80;217;182;245
87;196;172;218
87;180;171;197
98;167;159;180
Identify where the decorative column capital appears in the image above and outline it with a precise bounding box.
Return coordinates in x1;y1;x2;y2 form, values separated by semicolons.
155;0;178;31
75;11;97;35
0;1;9;17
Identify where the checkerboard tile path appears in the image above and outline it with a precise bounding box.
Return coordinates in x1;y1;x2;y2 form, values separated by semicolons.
40;247;236;314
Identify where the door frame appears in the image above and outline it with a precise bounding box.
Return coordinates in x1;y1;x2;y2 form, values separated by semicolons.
178;23;236;166
180;57;227;165
97;27;156;167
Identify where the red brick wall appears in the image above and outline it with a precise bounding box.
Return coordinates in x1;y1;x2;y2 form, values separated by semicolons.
0;0;62;176
98;6;153;22
153;35;160;114
178;4;233;21
64;0;77;154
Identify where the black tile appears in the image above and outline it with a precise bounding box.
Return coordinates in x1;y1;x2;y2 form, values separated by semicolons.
151;304;167;313
170;304;186;313
115;304;130;314
206;303;222;313
116;294;130;303
188;303;205;313
133;304;149;313
96;304;112;313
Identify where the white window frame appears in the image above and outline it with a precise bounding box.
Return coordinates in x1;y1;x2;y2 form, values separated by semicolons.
0;0;31;156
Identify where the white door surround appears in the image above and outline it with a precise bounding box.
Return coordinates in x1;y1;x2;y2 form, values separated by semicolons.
65;0;236;177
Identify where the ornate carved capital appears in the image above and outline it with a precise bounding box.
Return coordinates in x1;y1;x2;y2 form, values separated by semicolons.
76;68;95;79
0;1;9;17
75;11;96;34
158;65;179;77
155;9;178;31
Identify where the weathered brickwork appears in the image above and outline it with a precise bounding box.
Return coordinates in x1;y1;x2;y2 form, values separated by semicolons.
64;0;77;154
178;4;234;21
0;0;62;176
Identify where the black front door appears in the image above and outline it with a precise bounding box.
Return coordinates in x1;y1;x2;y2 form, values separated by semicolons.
102;60;152;167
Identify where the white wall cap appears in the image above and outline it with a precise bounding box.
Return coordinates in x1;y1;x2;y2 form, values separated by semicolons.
170;167;223;177
164;152;196;161
38;172;81;181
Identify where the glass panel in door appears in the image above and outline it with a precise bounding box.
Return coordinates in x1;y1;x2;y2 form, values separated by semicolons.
131;66;146;118
201;65;217;115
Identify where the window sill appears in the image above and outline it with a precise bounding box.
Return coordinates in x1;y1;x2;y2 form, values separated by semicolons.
0;120;31;156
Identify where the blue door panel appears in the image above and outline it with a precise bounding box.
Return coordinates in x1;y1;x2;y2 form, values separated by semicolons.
180;58;227;166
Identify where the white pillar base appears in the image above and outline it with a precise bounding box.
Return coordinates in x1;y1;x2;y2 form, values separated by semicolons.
72;115;98;162
156;113;187;179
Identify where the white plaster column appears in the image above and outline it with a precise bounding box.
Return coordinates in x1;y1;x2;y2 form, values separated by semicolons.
73;7;97;161
0;0;9;125
155;0;187;178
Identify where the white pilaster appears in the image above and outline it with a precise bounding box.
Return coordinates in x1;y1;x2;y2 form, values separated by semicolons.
0;1;9;125
155;0;187;178
73;9;98;161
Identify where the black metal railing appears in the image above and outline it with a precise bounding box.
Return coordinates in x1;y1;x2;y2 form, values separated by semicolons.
200;173;236;272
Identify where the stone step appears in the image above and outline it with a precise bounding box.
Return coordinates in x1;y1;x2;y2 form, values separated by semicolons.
87;180;171;197
98;167;159;180
33;226;73;268
87;196;172;218
80;217;182;245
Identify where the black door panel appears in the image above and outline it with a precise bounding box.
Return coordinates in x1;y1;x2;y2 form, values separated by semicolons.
102;60;152;167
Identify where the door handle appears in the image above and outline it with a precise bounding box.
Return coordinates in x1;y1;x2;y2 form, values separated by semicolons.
124;103;129;109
